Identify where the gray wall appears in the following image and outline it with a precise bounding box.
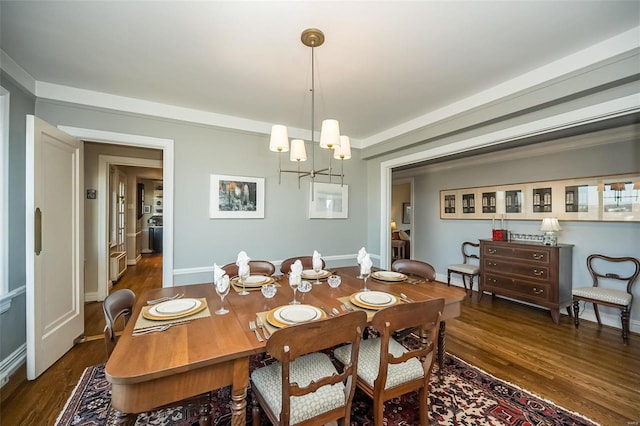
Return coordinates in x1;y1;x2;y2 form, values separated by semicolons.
35;100;369;288
0;72;34;361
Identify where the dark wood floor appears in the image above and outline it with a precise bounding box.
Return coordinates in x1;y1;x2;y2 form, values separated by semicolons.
2;254;639;425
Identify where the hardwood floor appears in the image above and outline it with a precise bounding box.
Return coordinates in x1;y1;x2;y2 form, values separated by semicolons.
1;254;639;425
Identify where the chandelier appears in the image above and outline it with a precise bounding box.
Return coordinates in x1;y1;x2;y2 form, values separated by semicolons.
269;28;351;191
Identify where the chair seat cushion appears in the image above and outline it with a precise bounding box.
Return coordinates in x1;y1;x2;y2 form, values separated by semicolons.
250;352;345;425
572;287;632;305
448;264;479;275
334;337;423;390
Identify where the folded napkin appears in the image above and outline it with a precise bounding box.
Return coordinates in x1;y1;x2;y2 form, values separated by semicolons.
357;247;367;265
236;251;251;278
360;253;373;275
213;263;225;284
216;274;230;293
312;250;322;270
289;259;303;285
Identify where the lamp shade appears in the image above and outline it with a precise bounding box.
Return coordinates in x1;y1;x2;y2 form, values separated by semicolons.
269;124;289;152
391;220;397;230
610;182;626;191
634;182;640;190
334;135;351;160
289;139;307;162
319;119;341;149
540;217;562;232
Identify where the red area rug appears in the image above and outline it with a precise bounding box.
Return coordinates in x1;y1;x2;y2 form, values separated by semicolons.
55;353;598;425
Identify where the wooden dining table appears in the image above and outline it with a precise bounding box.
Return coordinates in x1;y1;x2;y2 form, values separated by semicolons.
105;266;466;425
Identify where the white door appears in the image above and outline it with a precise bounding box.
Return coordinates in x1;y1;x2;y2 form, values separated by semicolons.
25;115;83;380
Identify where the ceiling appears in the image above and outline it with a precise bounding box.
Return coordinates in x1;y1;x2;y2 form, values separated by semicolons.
1;1;638;149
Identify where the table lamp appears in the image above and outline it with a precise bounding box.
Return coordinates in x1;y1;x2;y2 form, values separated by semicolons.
540;217;561;245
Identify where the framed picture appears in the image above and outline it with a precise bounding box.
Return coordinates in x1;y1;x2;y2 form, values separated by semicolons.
309;182;348;219
402;202;412;224
209;174;265;219
143;205;151;214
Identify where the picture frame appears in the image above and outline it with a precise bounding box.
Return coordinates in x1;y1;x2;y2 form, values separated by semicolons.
209;174;265;219
402;202;412;224
143;205;151;214
308;182;348;219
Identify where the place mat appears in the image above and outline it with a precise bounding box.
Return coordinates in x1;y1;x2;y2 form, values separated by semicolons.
231;280;280;293
134;298;211;330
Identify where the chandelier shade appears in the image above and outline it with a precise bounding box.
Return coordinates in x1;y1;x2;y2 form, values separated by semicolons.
319;119;341;149
290;139;307;162
334;136;351;160
269;124;289;152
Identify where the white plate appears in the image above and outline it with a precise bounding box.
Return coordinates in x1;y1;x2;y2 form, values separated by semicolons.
356;291;396;306
301;269;330;277
274;305;321;324
372;271;406;280
243;275;269;285
151;298;201;316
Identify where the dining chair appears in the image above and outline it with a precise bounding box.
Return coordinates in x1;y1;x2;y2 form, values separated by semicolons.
280;256;326;274
103;288;136;358
447;241;480;296
572;254;640;343
251;310;367;426
333;298;444;426
222;260;276;277
391;259;436;281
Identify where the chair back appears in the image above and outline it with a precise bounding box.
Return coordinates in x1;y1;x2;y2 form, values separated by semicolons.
587;254;640;294
391;259;436;281
370;298;444;393
280;256;326;274
266;310;367;425
461;241;480;265
222;260;276;277
103;288;136;358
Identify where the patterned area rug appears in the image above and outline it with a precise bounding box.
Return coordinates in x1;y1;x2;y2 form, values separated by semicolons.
55;353;598;426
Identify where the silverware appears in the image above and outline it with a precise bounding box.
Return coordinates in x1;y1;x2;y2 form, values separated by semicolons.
146;292;184;305
132;320;191;336
400;293;415;303
320;307;334;317
340;303;354;312
331;307;340;316
256;315;270;339
249;320;264;342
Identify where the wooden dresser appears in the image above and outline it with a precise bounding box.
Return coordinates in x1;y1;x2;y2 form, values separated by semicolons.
479;239;573;324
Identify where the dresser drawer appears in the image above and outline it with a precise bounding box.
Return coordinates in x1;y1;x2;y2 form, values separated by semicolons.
484;274;551;303
483;244;512;258
511;247;551;265
511;263;550;282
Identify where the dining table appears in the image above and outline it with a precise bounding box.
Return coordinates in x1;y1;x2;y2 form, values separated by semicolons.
105;265;466;425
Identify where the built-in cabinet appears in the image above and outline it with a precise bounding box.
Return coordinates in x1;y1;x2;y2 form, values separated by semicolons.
479;239;573;324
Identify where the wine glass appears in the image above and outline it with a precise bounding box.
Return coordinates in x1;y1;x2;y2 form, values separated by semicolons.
361;271;371;292
313;264;322;285
215;276;230;315
238;266;250;296
289;274;300;305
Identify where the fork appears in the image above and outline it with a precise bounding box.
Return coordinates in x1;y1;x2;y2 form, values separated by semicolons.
341;303;354;312
146;292;184;305
249;321;264;342
400;293;415;303
132;320;191;336
255;315;270;339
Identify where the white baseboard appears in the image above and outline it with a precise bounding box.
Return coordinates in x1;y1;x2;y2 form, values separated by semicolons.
0;343;26;388
84;291;99;303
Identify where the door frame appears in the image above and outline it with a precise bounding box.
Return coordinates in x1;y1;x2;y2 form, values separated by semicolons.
99;155;163;300
58;126;174;296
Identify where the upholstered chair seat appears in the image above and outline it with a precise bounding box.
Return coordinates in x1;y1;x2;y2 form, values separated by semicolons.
251;352;346;425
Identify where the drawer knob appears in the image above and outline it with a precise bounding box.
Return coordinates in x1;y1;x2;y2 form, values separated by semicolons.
533;269;544;276
488;262;497;267
488;248;496;254
489;278;497;283
532;253;545;260
532;288;544;295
